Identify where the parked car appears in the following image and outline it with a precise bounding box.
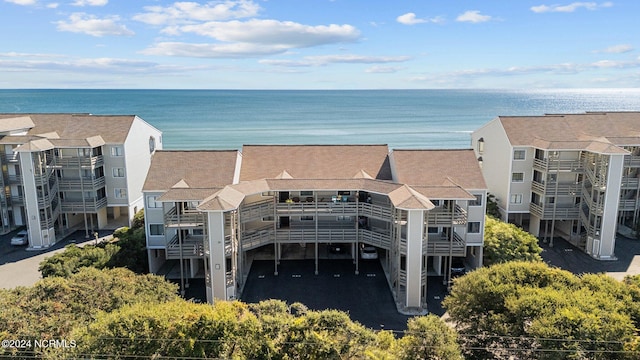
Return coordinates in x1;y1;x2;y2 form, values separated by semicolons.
360;246;378;260
10;230;28;246
451;257;467;277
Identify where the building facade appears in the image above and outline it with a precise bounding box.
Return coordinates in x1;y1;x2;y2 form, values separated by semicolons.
472;112;640;260
0;114;162;249
143;145;486;313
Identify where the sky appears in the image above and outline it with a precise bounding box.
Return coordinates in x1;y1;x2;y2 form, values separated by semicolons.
1;0;639;89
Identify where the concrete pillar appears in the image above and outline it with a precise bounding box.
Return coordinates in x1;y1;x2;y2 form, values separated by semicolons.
19;153;44;249
405;209;424;308
207;211;228;301
598;154;625;259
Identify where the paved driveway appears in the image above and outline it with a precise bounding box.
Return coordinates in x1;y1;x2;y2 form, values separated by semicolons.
540;235;640;280
0;230;111;289
241;259;413;332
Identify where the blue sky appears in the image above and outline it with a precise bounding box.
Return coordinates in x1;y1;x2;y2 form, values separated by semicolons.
1;0;639;89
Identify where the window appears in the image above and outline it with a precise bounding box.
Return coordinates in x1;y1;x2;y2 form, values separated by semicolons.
427;227;439;233
114;188;127;198
510;194;523;204
149;136;156;154
337;215;351;221
468;222;481;233
149;224;164;236
513;149;526;160
111;146;123;157
147;195;161;208
112;168;125;178
301;216;314;221
477;138;484;154
431;199;440;206
300;191;313;197
262;216;274;222
469;194;482;206
512;172;524;182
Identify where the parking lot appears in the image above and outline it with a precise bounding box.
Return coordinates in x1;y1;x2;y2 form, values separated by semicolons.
240;259;448;331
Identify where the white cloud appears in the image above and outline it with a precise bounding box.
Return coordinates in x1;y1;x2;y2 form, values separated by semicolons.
133;0;261;25
594;44;633;54
365;66;402;73
71;0;107;6
396;13;443;25
141;42;290;58
456;10;492;23
173;20;360;47
4;0;37;5
47;2;59;8
55;13;134;37
530;2;613;13
260;54;410;67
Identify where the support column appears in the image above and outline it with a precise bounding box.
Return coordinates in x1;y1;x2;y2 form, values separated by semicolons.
598;154;625;259
207;211;228;302
405;209;424;309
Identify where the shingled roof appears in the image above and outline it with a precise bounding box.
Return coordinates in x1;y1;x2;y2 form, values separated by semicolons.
239;145;392;181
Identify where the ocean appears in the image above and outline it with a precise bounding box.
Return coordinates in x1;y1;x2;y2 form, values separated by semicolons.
1;89;639;150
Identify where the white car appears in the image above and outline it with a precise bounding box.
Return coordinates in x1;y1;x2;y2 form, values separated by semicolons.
10;230;28;246
360;246;378;260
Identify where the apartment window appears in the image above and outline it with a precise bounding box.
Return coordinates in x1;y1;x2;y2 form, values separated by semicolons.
431;199;440;206
149;224;164;236
300;191;313;197
512;172;525;182
112;168;125;178
477;138;484;154
111;146;123;157
149;137;156;154
469;194;482;206
427;227;439;234
262;216;274;222
147;195;161;208
513;149;526;160
510;194;523;204
337;215;351;221
301;216;314;221
468;222;481;233
114;188;127;198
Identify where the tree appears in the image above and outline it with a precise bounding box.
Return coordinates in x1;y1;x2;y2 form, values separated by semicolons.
483;216;542;266
397;315;463;360
443;261;640;360
73;299;385;359
0;267;178;353
39;243;120;277
485;192;501;219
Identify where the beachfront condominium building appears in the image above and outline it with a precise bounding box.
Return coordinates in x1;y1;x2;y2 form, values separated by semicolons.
472;112;640;260
143;145;486;312
0;114;162;249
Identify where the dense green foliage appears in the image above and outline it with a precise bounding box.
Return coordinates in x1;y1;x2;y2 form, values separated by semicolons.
0;267;178;358
485;193;502;219
443;261;640;359
74;298;461;359
39;210;148;277
483;216;543;266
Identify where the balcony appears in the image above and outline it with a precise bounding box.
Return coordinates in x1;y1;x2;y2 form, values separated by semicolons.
275;201;358;216
533;158;583;172
55;155;104;168
531;180;582;196
529;203;580;220
624;155;640;168
426;205;467;226
6;174;22;184
60;197;108;212
621;177;640;189
164;207;207;228
58;176;106;191
240;200;274;223
166;234;206;259
275;228;357;243
618;199;638;211
242;226;275;251
424;231;466;257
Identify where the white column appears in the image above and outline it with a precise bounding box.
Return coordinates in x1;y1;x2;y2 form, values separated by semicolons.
207;211;228;301
405;209;424;308
19;153;44;249
598;154;625;259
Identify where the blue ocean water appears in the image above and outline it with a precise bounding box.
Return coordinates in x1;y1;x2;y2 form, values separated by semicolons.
0;89;639;150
